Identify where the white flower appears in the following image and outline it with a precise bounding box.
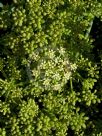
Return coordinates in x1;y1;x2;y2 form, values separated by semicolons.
52;73;61;80
32;69;40;78
31;52;40;61
53;84;61;90
54;57;59;64
39;60;47;69
47;49;55;59
45;70;53;77
63;72;72;81
59;47;65;55
43;78;50;86
70;63;77;71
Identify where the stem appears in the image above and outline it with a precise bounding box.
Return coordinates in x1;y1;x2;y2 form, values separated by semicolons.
85;19;94;38
25;60;33;81
70;78;73;91
0;2;3;8
1;69;8;79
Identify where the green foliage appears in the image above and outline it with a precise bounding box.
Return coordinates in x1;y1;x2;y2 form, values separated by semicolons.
0;0;102;136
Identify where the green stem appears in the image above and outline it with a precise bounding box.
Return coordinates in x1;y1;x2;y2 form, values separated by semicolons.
26;60;33;81
85;19;94;38
70;78;73;91
1;69;8;79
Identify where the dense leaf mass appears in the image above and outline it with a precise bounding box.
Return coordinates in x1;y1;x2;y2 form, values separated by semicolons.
0;0;102;136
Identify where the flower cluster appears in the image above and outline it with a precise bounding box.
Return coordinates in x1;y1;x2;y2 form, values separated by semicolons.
31;46;76;93
0;0;102;136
